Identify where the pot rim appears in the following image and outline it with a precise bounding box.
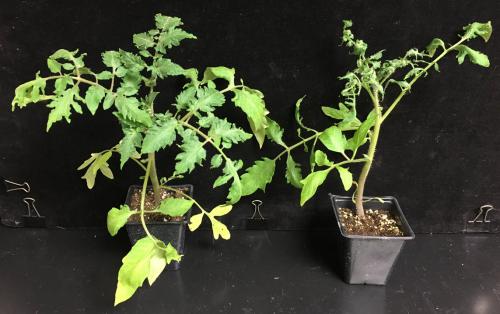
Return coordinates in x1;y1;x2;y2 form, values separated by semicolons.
329;194;415;240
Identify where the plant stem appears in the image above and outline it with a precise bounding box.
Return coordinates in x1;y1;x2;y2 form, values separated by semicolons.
140;158;155;241
148;153;161;206
381;37;466;123
273;133;321;161
354;93;382;217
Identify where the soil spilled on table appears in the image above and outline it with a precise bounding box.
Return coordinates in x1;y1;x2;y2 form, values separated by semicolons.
128;187;190;223
338;207;403;236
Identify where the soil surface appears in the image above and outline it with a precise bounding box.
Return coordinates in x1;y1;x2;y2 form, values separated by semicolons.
338;207;404;237
128;186;190;223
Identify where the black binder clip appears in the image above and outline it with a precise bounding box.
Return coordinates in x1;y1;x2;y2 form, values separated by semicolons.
22;197;46;228
245;200;270;230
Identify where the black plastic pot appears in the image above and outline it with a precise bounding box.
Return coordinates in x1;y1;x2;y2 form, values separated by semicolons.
329;194;415;285
125;184;193;271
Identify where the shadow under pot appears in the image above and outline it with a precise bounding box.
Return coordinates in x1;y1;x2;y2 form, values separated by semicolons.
125;184;193;271
329;194;415;285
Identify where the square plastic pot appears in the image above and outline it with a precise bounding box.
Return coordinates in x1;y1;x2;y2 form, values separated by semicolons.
125;184;193;271
329;194;415;285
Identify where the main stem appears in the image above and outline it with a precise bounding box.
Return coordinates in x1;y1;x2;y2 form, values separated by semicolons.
354;92;382;217
149;153;161;206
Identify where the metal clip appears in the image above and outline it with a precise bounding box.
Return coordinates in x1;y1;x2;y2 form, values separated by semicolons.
3;179;31;193
468;204;494;223
250;200;265;220
23;197;41;218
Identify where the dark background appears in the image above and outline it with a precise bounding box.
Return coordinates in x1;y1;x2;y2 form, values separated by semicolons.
0;0;498;233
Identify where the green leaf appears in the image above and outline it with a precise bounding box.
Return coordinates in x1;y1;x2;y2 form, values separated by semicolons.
141;116;177;153
213;159;242;189
319;126;347;154
321;106;348;120
174;130;206;174
158;198;194;217
209;217;231;240
462;21;492;42
210;154;223;169
133;32;155;50
47;58;61;73
191;87;225;113
285;154;303;188
232;88;269;148
240;158;275;196
199;114;251;148
188;213;204;231
153;58;185;78
349;110;377;151
265;117;285;147
96;71;113;80
107;205;134;236
102;92;115;110
336;166;353;191
210;204;232;217
453;44;490;67
155;14;182;30
102;51;121;69
158;28;197;50
115;95;153;127
203;66;235;86
300;169;331;206
225;160;244;204
426;38;446;57
314;150;332;167
49;48;77;61
115;237;173;306
81;151;113;189
84;85;106;115
46;90;74;131
175;86;196;110
147;252;166;286
119;129;142;168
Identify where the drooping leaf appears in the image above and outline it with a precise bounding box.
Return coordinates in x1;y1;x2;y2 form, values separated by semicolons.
119;129;142;168
349;109;377;151
147;252;166;286
319;126;347;154
285;154;303;188
265;117;286;147
453;44;490;67
158;198;194;217
462;21;492;42
80;151;113;189
84;85;106;115
314;150;332;167
240;158;276;196
114;237;179;306
426;38;446;57
107;205;134;236
202;66;235;86
300;169;331;206
336;166;353;191
232;88;269;148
